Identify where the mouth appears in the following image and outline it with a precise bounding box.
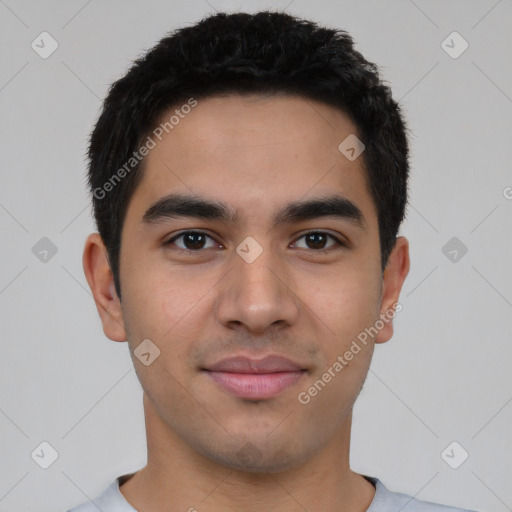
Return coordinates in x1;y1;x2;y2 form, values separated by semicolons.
202;355;307;400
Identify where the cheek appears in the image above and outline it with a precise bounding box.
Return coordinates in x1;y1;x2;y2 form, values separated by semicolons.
121;262;218;349
297;261;381;338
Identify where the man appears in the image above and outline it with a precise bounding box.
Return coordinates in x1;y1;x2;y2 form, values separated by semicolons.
69;10;476;512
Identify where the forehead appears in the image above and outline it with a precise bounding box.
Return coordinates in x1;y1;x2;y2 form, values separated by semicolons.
126;94;377;229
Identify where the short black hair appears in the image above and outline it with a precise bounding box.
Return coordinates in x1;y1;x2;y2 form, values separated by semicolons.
87;11;409;298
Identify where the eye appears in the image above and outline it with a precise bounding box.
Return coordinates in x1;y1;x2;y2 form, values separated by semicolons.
292;231;343;251
165;231;220;252
164;230;344;254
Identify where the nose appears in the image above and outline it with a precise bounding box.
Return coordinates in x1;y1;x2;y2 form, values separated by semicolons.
215;242;301;334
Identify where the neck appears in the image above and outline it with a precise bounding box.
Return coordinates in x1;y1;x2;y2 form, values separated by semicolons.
120;394;375;511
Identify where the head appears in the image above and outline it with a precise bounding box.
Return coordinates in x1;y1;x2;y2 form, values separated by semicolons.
83;11;410;473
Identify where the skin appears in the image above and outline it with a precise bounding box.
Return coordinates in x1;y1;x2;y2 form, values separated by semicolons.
83;95;410;511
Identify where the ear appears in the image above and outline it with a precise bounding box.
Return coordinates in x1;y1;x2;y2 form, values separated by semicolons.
374;236;410;344
82;233;127;342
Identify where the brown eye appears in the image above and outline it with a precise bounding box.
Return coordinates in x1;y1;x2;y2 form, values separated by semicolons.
166;231;218;251
293;232;342;250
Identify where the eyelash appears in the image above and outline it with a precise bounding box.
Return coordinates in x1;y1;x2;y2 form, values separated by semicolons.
164;230;345;254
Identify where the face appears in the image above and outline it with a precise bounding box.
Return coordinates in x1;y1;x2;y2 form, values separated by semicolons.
88;94;408;473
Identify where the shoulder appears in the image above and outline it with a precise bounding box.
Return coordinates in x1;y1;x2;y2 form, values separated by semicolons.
65;474;137;512
366;476;478;512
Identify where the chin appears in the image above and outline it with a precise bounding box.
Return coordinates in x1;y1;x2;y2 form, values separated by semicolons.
201;438;314;475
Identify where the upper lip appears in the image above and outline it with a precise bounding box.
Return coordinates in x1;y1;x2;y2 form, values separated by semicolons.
204;355;304;374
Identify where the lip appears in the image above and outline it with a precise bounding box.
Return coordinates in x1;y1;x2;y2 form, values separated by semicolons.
203;355;306;400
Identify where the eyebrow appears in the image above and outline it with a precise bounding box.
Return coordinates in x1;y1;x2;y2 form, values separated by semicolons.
142;193;365;229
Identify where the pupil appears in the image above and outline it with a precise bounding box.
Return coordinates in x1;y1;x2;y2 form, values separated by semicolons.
307;233;326;249
185;233;205;250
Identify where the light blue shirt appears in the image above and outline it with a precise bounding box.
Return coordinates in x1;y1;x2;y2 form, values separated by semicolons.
67;474;477;511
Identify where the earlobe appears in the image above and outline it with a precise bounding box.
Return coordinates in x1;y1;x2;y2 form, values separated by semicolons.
82;233;127;342
375;236;410;344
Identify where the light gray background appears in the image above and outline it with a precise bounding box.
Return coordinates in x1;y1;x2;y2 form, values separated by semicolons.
1;1;511;511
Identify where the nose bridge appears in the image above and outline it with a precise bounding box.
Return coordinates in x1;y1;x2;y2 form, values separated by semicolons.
215;239;300;332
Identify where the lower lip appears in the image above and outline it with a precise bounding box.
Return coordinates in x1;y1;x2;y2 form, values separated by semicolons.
205;371;304;400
